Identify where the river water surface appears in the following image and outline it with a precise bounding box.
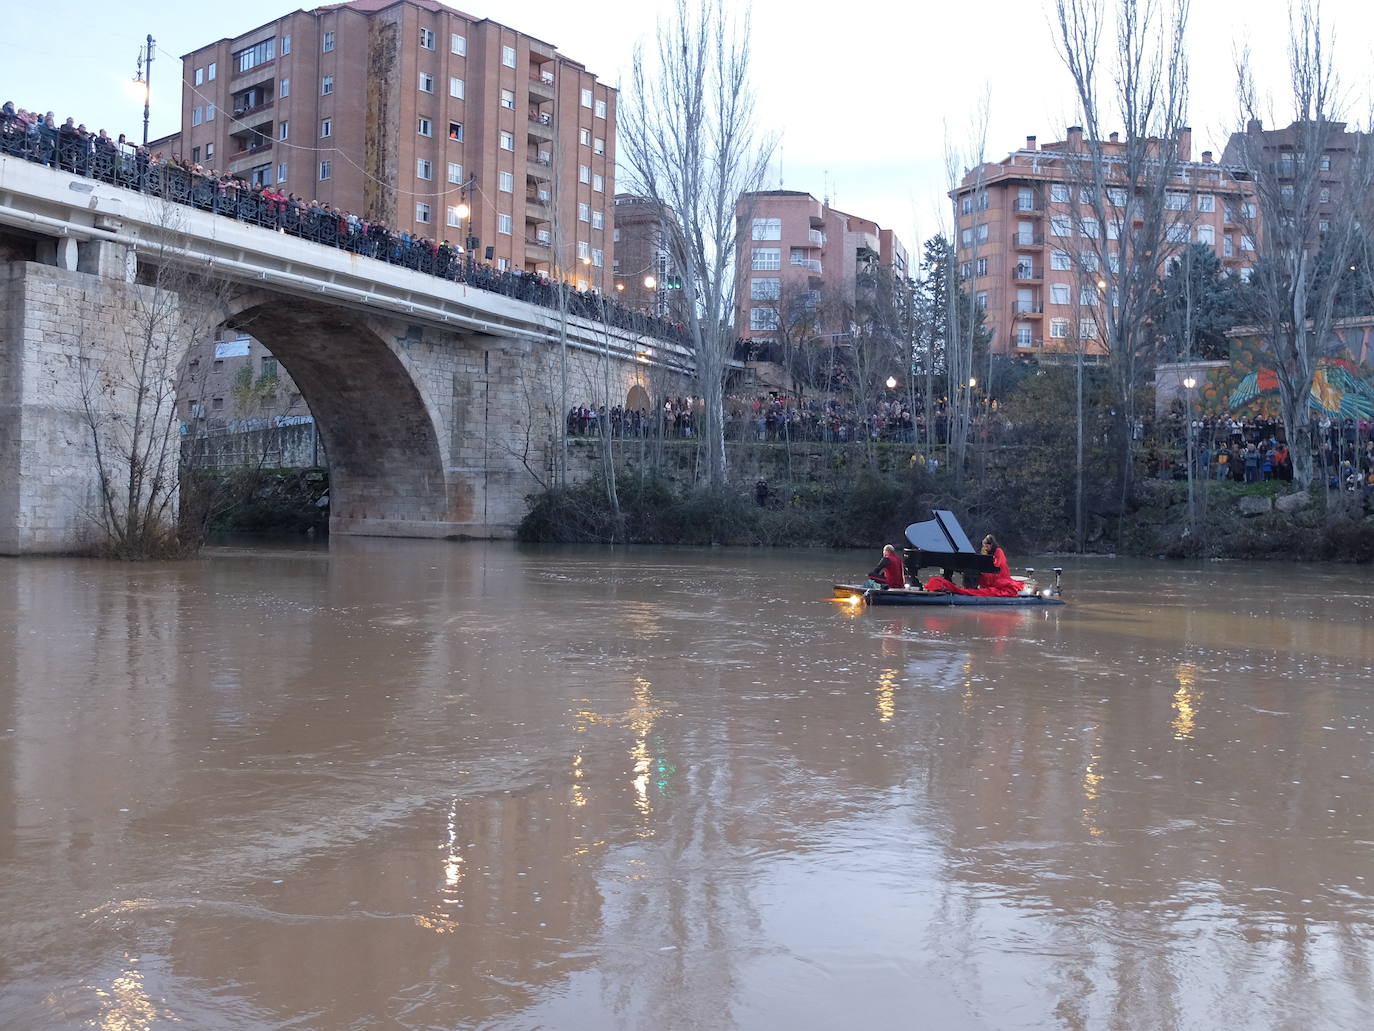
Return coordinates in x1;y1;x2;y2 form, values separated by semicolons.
1;541;1371;1030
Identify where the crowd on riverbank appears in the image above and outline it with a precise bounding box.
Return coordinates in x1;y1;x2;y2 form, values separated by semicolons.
0;104;688;346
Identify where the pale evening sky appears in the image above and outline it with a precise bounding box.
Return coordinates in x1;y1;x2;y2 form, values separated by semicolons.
4;0;1374;255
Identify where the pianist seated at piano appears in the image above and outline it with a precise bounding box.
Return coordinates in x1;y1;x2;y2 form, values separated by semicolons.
864;544;907;590
923;534;1023;597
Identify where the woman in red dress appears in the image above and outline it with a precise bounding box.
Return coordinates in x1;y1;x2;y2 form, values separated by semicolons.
924;534;1023;597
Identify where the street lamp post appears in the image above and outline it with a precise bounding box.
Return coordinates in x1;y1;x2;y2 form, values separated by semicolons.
1182;375;1197;532
134;34;155;147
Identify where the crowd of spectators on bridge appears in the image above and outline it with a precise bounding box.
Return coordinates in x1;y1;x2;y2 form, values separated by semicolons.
0;103;688;347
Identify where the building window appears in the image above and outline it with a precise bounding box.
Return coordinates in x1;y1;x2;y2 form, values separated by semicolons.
1320;155;1331;171
277;162;287;183
595;99;606;119
502;45;516;67
500;89;515;110
323;30;335;52
1079;286;1099;306
282;35;291;55
416;202;431;223
322;76;333;95
417;158;433;180
975;291;988;309
1241;234;1255;252
1107;187;1127;207
961;228;973;247
592;248;604;267
1079;318;1097;340
960;196;973;215
450;77;464;99
208;62;216;81
195;67;204;86
1165;192;1189;211
498;213;513;235
447;162;463;184
204;104;214;121
499;131;514;151
495;171;512;192
233;38;276;74
419;28;436;50
752;247;781;271
320;118;332;138
279;77;289;97
449;122;464;142
261;356;279;379
1197;194;1215;212
581;88;593;108
1080;217;1100;238
1051;215;1073;237
594;137;605;156
1196;224;1215;245
418;117;433;137
1050;284;1070;305
752;217;782;240
205;142;213;160
419;72;434;93
577;241;590;259
579;164;590;184
191;146;201;162
191;107;202;127
1320;187;1331;204
446;206;463;227
750;307;780;331
212;397;224;412
577;128;590;146
1047;319;1067;340
319;160;331;180
751;277;780;300
451;33;466;55
593;173;604;192
1050;183;1070;203
960;261;973;279
578;202;590;222
279;121;289;140
592;210;604;229
1051;250;1072;271
976;257;988;277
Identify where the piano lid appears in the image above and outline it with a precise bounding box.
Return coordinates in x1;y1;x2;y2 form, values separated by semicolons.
904;509;978;555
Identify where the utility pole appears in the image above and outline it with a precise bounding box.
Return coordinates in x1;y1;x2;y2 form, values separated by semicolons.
135;34;156;146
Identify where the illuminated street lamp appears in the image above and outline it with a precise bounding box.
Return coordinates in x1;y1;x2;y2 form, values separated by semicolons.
1182;375;1198;530
643;274;657;289
885;376;898;390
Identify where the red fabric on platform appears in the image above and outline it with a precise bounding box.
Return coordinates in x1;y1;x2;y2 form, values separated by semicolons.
923;547;1023;597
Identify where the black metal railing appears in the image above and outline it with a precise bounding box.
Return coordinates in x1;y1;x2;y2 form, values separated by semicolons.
0;111;689;348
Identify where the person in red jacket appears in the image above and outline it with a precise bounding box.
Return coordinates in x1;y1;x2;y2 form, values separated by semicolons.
924;534;1023;597
864;544;907;590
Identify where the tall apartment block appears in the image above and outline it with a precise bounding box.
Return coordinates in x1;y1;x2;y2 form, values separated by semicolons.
735;190;908;348
1221;118;1371;229
950;128;1255;357
169;0;616;288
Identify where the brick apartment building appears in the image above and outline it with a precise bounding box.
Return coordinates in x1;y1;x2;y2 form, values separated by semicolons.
1220;118;1372;231
610;193;678;317
164;0;616;289
951;128;1256;357
735;190;908;354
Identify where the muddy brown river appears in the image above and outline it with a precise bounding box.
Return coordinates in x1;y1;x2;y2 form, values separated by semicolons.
1;541;1371;1030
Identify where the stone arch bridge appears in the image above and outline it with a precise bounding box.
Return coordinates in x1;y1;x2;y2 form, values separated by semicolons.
0;154;692;554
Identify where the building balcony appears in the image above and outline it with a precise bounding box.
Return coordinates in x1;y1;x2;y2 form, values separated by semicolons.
1013;303;1044;316
790;256;822;273
1013;335;1045;349
528;71;556;101
1013;198;1042;213
1012;233;1045;249
525;197;551;223
524;237;552;261
1013;264;1041;281
526;154;553;181
807;228;826;247
527;112;554;142
230;139;273;159
231;98;274;121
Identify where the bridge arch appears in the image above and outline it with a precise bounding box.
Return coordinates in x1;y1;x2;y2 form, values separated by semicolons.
214;290;453;531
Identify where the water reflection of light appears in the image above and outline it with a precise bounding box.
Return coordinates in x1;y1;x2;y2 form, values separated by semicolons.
92;957;161;1030
1172;663;1201;740
629;678;656;826
571;752;588;808
875;668;897;722
417;800;466;934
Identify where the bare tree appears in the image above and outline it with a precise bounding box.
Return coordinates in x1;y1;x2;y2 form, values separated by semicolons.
619;0;776;489
1229;1;1374;490
1053;0;1192;518
77;205;230;557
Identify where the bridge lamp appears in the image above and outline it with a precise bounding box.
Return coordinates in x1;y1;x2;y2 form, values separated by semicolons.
1096;279;1107;290
455;201;471;220
643;274;657;289
968;377;977;388
885;376;897;390
615;283;625;292
1182;376;1196;391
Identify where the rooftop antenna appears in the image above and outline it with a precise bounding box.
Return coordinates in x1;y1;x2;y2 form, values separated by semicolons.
823;169;829;207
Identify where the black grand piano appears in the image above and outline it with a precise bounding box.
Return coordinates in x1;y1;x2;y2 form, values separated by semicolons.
832;510;1064;607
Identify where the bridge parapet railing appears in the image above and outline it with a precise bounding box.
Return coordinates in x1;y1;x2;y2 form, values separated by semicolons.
0;113;689;350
